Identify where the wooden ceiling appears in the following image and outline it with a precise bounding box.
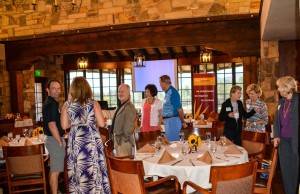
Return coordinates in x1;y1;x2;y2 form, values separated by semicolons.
2;14;261;71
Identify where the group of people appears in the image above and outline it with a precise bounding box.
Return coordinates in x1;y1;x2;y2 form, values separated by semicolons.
42;75;299;194
42;74;187;194
219;76;299;194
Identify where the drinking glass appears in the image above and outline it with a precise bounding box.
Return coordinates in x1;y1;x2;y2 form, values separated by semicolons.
157;136;162;143
7;132;13;142
22;128;29;139
234;112;239;120
15;134;21;144
182;144;188;155
154;141;161;153
210;142;217;156
220;135;226;148
205;132;211;143
179;132;185;143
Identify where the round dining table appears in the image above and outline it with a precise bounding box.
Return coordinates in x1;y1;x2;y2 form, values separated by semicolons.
135;141;249;194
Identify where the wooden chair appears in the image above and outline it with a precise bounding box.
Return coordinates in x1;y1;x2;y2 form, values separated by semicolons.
99;127;109;143
134;130;161;149
188;121;217;139
106;154;180;194
3;144;47;194
254;147;278;194
241;130;266;159
182;160;258;194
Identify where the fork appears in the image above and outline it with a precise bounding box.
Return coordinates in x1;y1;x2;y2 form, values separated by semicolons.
224;154;240;158
189;159;195;166
215;157;229;162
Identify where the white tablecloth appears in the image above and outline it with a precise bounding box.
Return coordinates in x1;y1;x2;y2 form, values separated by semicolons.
135;141;248;194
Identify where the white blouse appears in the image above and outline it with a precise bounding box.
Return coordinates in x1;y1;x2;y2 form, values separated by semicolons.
141;98;162;127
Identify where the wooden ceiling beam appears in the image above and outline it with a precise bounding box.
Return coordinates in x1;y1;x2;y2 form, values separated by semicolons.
3;14;260;70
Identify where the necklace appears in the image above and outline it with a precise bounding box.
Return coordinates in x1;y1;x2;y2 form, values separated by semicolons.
283;99;291;118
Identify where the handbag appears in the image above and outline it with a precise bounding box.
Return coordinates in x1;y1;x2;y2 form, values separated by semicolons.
260;160;271;179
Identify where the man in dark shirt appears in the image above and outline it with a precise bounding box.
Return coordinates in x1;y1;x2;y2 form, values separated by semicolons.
42;80;65;194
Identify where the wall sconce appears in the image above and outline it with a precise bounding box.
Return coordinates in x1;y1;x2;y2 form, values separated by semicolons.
200;49;212;63
134;52;146;67
77;57;88;69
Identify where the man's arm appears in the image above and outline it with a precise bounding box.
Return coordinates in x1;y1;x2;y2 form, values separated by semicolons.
177;108;187;128
48;122;63;146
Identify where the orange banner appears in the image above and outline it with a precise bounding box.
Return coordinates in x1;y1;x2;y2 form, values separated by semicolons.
193;73;216;119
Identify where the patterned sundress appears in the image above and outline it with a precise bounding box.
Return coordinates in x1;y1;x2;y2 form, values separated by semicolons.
66;99;111;194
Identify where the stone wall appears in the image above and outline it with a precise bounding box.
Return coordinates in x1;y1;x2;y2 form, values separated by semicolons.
259;40;279;116
0;0;261;39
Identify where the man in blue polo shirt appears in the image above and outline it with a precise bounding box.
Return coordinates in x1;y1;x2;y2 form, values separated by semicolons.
159;75;187;141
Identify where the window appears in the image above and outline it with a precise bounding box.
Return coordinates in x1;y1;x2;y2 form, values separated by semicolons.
178;65;192;114
102;69;117;107
34;83;43;122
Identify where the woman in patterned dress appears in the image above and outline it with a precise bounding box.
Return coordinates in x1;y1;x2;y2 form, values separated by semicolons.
61;77;111;194
244;84;269;133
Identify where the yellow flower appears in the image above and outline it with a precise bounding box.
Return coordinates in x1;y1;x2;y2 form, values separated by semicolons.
185;113;193;119
32;127;43;138
188;134;202;147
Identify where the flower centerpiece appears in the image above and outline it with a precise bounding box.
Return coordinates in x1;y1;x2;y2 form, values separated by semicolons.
185;113;193;123
32;127;43;138
187;134;202;153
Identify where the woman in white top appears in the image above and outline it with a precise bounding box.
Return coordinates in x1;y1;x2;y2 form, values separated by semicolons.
141;84;163;132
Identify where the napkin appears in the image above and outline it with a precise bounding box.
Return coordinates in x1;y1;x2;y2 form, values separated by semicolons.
25;139;34;146
206;117;215;122
158;150;176;164
137;143;156;154
0;139;9;147
1;136;10;143
223;145;243;154
197;120;206;125
162;136;170;145
197;151;212;164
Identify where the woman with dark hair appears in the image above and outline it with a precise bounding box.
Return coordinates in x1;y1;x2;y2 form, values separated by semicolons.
274;76;299;194
140;84;163;132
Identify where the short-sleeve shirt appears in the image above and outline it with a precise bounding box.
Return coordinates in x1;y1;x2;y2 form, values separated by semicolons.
162;85;182;117
42;96;65;137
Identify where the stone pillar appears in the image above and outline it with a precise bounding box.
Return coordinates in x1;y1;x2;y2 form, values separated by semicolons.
0;44;11;115
259;41;279;116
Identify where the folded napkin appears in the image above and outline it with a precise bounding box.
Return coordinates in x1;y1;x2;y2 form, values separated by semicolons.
137;143;156;154
197;120;206;125
162;136;170;145
25;139;34;146
206;117;215;122
197;151;212;164
223;145;243;154
158;150;176;164
0;139;9;147
1;136;10;143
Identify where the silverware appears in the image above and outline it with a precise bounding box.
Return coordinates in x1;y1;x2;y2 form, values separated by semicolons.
224;154;240;158
215;157;229;162
189;159;195;166
171;159;183;166
142;155;154;160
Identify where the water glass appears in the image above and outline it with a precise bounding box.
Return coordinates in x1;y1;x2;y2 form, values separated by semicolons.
7;132;13;142
220;135;226;148
210;142;217;156
234;112;239;120
15;134;21;144
182;144;188;155
179;132;185;143
157;136;162;143
205;132;211;142
22;128;29;139
154;141;161;152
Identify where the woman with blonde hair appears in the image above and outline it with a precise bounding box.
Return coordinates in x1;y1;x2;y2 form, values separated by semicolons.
61;77;111;194
219;85;259;145
244;84;268;132
274;76;299;194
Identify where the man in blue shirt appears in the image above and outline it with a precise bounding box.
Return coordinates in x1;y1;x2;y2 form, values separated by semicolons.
159;75;187;141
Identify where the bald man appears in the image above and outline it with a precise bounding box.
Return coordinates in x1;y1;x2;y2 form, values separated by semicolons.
110;84;136;157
